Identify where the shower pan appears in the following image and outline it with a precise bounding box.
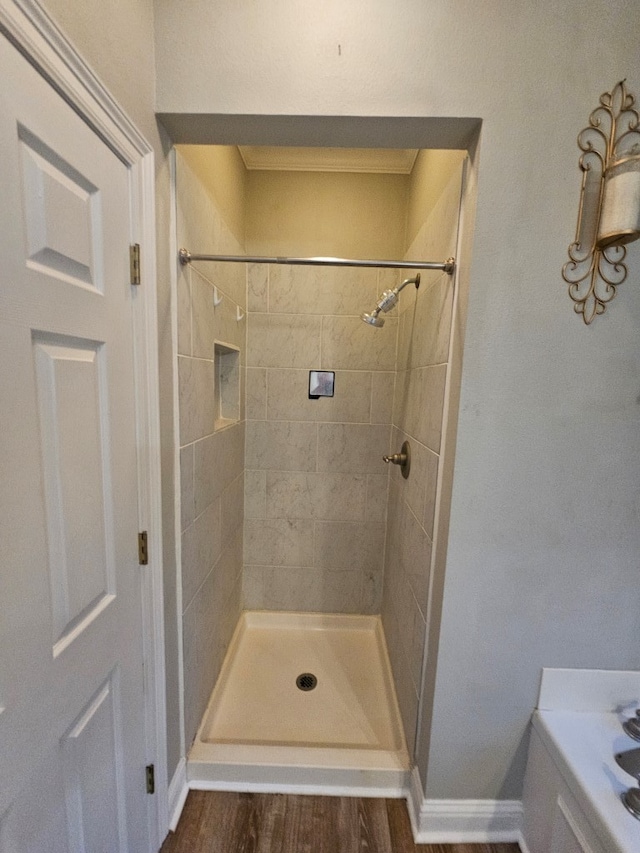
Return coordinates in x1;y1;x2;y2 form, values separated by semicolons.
188;611;409;794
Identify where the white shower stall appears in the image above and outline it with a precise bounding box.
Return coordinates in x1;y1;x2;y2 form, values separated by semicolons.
173;144;467;794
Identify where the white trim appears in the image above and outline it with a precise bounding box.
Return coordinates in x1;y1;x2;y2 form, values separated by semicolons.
0;0;148;162
518;831;533;853
414;156;469;760
133;151;170;848
406;767;522;844
189;780;408;799
0;2;168;850
169;148;186;763
168;758;189;832
413;799;523;844
406;764;426;839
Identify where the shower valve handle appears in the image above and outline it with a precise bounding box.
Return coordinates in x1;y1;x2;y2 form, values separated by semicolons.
383;452;407;466
382;440;411;479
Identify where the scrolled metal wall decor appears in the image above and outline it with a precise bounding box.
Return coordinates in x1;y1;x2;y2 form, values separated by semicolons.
563;80;640;324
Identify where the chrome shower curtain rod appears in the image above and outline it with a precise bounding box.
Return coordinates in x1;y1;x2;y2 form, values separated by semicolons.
178;248;455;274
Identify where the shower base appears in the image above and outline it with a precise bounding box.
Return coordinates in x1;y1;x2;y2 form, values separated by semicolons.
188;611;410;796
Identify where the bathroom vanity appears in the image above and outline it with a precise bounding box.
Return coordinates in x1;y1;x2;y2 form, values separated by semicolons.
522;669;640;853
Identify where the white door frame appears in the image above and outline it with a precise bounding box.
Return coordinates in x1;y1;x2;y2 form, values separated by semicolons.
0;0;168;849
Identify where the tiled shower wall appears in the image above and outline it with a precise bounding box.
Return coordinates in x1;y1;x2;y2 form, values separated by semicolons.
381;162;465;744
175;148;464;748
176;152;246;745
242;265;398;613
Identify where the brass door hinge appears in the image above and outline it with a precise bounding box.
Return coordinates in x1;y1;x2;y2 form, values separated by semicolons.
138;531;148;565
146;764;155;795
130;243;141;285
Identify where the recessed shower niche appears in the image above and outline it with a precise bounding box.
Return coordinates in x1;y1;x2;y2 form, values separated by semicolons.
213;341;240;429
174;142;469;794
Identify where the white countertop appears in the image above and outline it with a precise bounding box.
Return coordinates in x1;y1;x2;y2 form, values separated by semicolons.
533;668;640;853
538;668;640;713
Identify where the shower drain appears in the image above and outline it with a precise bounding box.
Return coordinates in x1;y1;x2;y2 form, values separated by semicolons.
296;673;317;691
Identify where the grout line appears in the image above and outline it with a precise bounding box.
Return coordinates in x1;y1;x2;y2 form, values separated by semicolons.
190;263;217;288
179;354;215;363
186;265;194;358
244;310;400;320
191;262;243;309
246;417;392;427
266;264;270;314
246;366;395;375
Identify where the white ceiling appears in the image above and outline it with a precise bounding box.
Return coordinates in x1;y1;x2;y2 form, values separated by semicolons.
238;146;419;174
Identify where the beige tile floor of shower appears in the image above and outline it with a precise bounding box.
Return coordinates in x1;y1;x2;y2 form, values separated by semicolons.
188;611;410;795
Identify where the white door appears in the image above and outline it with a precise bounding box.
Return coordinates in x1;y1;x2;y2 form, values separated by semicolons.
0;34;151;853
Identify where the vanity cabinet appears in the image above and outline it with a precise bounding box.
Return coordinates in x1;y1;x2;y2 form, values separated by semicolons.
523;729;607;853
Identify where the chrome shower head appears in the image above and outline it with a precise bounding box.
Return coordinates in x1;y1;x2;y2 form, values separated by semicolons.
360;273;421;328
361;309;386;327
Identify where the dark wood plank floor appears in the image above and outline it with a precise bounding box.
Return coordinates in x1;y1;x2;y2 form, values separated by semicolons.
160;791;521;853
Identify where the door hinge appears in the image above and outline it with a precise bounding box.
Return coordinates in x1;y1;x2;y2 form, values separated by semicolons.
145;764;155;795
138;531;148;565
130;243;141;285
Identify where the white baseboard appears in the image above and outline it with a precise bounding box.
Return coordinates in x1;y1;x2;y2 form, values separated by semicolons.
173;757;526;845
167;758;189;832
518;831;533;853
406;766;523;844
406;765;426;838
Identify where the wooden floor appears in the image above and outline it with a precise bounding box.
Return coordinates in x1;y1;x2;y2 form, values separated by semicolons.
160;791;521;853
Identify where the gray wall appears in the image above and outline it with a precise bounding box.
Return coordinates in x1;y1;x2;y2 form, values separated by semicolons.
40;0;640;802
154;0;640;801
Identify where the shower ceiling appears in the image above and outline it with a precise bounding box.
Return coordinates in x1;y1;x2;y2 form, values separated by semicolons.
238;146;419;174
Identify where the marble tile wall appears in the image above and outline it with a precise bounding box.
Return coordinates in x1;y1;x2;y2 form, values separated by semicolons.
176;152;247;747
243;264;398;613
381;162;464;750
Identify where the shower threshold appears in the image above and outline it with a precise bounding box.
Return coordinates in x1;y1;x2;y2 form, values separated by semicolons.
188;611;410;797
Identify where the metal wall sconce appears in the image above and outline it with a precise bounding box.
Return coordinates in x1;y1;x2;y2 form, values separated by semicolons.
563;80;640;324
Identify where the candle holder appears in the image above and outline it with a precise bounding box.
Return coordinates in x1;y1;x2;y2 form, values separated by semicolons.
562;80;640;324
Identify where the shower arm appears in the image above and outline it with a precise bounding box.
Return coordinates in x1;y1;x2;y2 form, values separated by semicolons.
178;248;455;274
396;275;421;296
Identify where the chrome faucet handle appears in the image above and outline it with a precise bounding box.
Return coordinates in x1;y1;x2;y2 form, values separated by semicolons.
382;440;411;479
615;747;640;780
623;783;640;820
624;710;640;742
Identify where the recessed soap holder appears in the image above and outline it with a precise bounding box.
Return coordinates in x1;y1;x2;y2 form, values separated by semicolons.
214;341;240;429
